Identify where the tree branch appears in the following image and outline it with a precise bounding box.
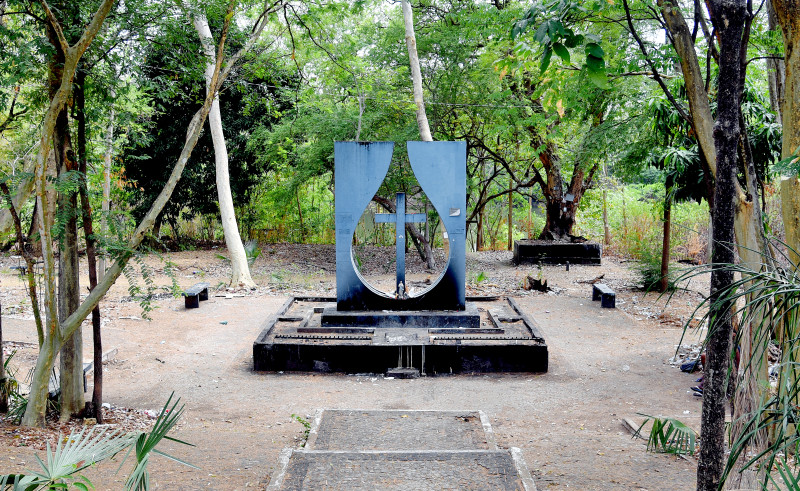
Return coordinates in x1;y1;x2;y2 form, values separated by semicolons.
623;0;692;125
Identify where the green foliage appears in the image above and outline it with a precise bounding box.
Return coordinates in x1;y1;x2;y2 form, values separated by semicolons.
2;352;26;425
769;458;800;490
120;13;295;232
244;240;261;267
291;414;311;446
0;393;194;491
509;0;609;88
631;237;667;292
635;414;697;456
123;393;196;491
576;184;708;265
672;247;800;487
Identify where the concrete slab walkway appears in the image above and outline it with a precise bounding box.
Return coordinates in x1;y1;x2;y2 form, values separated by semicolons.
266;409;537;490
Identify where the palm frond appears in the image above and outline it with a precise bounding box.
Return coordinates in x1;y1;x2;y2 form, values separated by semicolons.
123;393;196;491
635;413;697;455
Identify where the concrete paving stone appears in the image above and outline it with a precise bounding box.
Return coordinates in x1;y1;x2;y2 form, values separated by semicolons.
310;409;492;451
273;450;526;491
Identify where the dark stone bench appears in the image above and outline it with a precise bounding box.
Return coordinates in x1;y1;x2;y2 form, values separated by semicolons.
592;283;615;308
183;282;210;309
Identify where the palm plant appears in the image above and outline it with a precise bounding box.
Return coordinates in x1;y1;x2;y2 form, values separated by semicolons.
635;413;698;455
0;393;195;491
122;393;196;490
672;243;800;489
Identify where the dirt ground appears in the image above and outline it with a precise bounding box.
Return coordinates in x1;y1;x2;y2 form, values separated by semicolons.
0;244;709;490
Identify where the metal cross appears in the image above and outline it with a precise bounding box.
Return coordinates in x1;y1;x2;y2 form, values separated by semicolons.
375;192;426;297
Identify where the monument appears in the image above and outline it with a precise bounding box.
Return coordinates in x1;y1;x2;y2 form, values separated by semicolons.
253;141;548;374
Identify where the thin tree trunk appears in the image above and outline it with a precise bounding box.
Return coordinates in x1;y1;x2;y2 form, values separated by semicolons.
0;183;43;346
527;196;532;239
75;67;104;423
296;189;305;242
766;0;785;124
603;189;611;246
99;104;113;281
508;178;513;250
401;0;432;142
660;183;672;293
0;300;5;413
477;208;484;251
621;187;627;235
193;12;256;288
0;159;35;238
697;2;747;489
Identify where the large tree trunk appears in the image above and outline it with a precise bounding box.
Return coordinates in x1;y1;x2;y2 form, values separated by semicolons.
643;5;774;485
47;10;83;420
401;0;432;142
193;13;255;288
697;3;747;490
535;141;597;240
55;110;83;419
774;0;800;265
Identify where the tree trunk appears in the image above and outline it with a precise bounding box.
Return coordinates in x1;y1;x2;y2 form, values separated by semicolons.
477;208;484;251
296;189;305;242
99;104;113;281
507;178;513;250
602;189;611;246
401;0;432;142
1;183;44;346
697;3;747;490
372;195;435;268
658;0;717;172
532;118;600;241
75;67;104;423
0;300;5;413
0;160;35;238
51;66;83;421
774;0;800;265
639;5;775;484
767;0;786;124
660;184;672;293
193;13;256;288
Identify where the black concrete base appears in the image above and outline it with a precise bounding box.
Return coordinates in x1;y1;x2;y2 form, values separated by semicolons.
321;303;481;329
386;367;420;379
513;239;601;265
253;297;548;374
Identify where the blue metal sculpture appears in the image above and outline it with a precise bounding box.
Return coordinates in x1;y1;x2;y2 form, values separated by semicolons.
334;141;467;311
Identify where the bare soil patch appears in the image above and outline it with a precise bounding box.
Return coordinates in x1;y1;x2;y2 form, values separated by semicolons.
0;244;708;489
